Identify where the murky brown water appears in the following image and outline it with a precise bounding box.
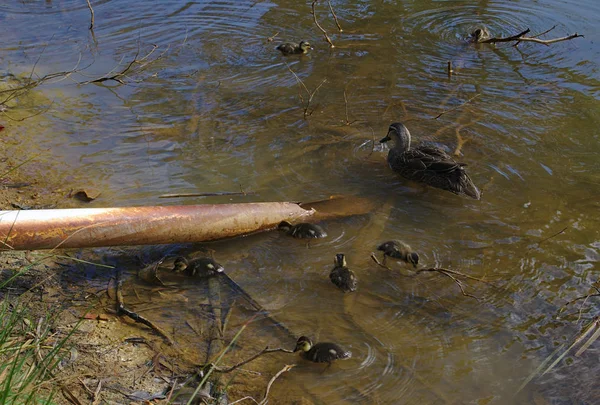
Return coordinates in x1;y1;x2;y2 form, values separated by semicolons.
1;0;599;403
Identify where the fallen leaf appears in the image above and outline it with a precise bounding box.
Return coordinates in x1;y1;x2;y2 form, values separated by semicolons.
71;188;101;202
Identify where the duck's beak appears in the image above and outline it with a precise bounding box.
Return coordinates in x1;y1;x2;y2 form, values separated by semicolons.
379;133;391;143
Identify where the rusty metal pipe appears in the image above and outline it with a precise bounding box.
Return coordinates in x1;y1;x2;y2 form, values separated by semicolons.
0;203;314;251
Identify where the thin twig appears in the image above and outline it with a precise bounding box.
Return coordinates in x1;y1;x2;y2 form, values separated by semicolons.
86;0;95;30
305;78;327;118
481;28;583;45
417;268;479;300
528;226;568;250
481;29;531;43
342;88;357;125
115;269;175;345
203;347;294;373
259;365;295;405
0;53;84;106
370;253;391;270
508;33;584;45
267;32;279;42
158;191;255;198
430;94;480;120
230;397;259;405
311;1;334;47
79;43;165;85
416;267;493;284
531;25;557;38
327;1;343;32
453;124;470;156
284;62;326;118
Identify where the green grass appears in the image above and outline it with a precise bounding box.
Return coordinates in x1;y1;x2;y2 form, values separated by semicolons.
0;298;69;405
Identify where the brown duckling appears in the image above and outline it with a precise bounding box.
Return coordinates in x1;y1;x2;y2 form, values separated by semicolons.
329;253;357;293
377;240;419;267
380;122;481;199
278;221;327;239
276;41;311;55
469;27;491;43
172;256;224;278
294;336;352;364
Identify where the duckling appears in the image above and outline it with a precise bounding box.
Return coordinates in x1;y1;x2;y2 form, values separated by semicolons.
278;221;327;239
294;336;352;364
276;41;312;55
380;122;481;200
377;240;419;267
469;27;491;43
329;253;357;293
172;256;224;278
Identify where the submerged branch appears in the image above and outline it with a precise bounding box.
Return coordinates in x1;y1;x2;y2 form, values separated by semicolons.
372;251;495;300
200;346;294;373
115;269;175;345
285;62;327;119
259;365;295;404
431;94;480;120
417;268;480;300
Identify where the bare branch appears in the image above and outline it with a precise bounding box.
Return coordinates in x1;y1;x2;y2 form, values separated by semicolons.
531;25;557;39
284;62;326;119
79;44;165;85
528;226;568;251
370;253;391;270
158;191;255;198
417;268;479;300
311;1;335;47
86;0;95;30
200;346;294;373
481;28;584;46
259;365;295;404
115;269;175;345
327;1;343;32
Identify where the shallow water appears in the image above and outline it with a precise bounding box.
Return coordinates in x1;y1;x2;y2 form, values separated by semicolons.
1;0;599;403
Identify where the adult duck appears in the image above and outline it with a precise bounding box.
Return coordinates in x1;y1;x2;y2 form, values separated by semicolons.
380;122;481;199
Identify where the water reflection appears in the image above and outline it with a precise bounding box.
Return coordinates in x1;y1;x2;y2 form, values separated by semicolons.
2;0;600;403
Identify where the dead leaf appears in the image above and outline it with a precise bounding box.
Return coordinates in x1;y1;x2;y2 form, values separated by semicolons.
71;188;101;202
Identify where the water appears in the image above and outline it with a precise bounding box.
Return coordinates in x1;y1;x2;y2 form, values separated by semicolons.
1;0;599;403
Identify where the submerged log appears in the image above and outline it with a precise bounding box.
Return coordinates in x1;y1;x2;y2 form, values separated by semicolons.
0;196;373;251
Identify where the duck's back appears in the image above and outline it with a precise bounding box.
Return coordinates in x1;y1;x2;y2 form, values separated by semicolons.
388;144;480;199
329;267;357;292
304;342;352;363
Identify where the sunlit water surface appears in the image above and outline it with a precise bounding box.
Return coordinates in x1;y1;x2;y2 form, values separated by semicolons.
1;0;599;403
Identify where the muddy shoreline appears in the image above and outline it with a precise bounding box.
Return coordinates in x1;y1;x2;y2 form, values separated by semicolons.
0;160;310;404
